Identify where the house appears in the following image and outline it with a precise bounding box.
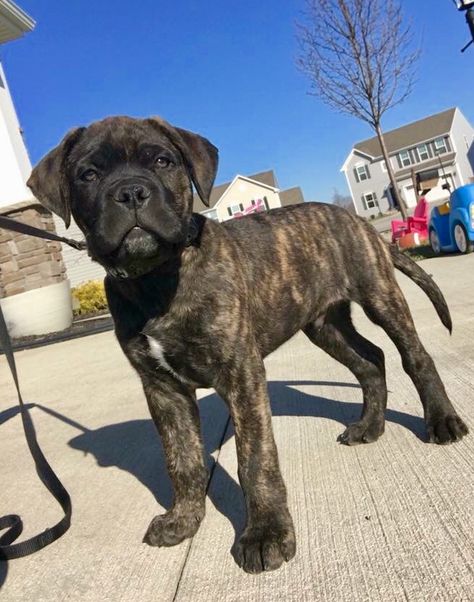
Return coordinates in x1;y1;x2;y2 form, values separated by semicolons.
56;170;304;286
341;108;474;218
193;170;304;222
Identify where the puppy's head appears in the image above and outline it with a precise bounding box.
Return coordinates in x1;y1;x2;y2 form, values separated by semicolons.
27;116;218;277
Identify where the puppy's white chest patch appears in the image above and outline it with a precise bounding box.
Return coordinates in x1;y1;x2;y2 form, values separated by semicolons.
146;336;187;383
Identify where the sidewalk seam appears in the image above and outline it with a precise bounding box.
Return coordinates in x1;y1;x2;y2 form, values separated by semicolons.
171;412;231;602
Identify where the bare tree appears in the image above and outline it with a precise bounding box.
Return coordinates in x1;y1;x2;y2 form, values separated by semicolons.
297;0;419;219
332;188;356;213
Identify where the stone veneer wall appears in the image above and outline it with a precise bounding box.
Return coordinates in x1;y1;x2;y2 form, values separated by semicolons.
0;204;67;299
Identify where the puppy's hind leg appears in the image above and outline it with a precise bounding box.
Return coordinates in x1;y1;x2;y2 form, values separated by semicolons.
304;301;387;445
362;285;468;444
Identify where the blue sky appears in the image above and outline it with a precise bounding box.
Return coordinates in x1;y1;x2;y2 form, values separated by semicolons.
1;0;473;202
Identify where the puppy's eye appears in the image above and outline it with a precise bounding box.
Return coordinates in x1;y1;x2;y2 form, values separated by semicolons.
156;156;171;168
81;169;99;182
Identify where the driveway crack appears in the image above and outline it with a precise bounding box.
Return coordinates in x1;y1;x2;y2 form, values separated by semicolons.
171;412;231;602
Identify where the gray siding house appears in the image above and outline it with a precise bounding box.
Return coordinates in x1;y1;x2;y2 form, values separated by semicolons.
341;108;474;218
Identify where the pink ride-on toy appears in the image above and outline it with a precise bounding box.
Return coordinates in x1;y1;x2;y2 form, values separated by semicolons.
391;196;429;243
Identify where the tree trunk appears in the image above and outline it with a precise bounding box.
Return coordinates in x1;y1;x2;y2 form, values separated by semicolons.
375;123;408;220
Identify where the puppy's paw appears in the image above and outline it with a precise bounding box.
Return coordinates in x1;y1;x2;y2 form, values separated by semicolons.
427;413;468;444
233;517;296;574
338;419;384;446
143;508;204;547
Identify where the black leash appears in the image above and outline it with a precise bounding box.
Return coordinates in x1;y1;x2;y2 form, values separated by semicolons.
0;303;72;559
0;211;201;558
0;214;87;251
0;215;86;560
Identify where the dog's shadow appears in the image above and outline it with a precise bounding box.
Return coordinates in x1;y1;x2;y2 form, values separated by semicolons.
68;380;426;540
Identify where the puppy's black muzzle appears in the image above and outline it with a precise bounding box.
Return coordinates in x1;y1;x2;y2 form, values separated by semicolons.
111;179;152;209
85;173;187;261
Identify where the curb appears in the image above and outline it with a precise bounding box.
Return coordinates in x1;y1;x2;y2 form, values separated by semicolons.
0;316;114;354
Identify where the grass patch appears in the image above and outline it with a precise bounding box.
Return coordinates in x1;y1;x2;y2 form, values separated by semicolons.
402;245;437;262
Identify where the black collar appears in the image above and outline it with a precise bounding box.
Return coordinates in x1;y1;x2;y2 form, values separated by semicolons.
184;213;201;247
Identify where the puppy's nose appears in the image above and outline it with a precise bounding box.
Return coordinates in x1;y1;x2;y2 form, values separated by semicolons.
115;184;151;206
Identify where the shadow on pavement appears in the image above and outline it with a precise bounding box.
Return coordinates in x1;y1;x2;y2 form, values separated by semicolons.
0;380;425;583
67;380;426;542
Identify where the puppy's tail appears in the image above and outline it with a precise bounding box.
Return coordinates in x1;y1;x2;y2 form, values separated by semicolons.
389;244;452;334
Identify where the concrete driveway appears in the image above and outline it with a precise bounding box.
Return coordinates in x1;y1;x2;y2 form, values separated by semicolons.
1;254;474;601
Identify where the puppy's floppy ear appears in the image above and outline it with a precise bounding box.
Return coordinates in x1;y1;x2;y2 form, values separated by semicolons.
147;117;218;207
27;127;85;228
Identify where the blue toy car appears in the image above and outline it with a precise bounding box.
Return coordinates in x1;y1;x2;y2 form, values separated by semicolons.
429;184;474;254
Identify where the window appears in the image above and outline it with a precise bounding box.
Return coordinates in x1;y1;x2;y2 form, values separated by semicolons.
204;209;218;221
398;150;411;167
434;137;447;154
417;143;429;161
354;163;370;182
227;203;244;217
381;160;387;172
362;192;378;210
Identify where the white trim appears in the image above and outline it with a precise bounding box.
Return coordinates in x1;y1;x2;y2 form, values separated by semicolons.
342;170;359;215
340;148;374;172
213;175;279;209
0;0;35;44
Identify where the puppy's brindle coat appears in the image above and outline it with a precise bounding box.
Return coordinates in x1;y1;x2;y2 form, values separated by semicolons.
28;116;468;574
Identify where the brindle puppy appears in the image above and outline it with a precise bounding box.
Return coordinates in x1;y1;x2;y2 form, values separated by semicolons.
28;116;468;574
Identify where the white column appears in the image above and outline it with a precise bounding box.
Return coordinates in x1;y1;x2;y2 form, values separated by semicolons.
0;62;34;210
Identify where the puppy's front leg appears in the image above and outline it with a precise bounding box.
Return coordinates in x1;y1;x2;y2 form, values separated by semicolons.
141;375;208;547
216;351;296;573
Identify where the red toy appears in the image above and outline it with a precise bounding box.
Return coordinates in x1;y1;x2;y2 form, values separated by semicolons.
391;197;429;243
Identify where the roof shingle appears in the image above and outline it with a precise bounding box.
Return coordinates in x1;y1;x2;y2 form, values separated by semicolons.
354;108;456;158
279;187;304;207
